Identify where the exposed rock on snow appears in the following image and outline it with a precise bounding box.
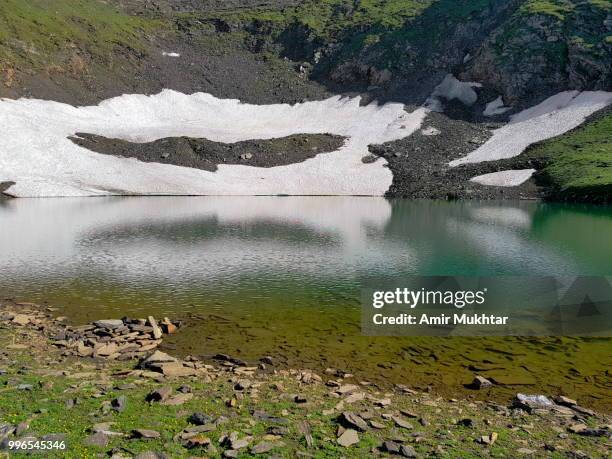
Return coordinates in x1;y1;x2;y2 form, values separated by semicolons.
69;132;346;172
424;74;482;112
483;96;511;117
0;90;427;197
470;169;536;187
450;91;612;166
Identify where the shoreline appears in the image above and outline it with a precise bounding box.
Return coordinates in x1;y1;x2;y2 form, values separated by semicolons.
1;299;610;458
2;292;611;413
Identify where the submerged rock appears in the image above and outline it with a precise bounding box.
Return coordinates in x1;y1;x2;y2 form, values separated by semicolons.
471;375;493;389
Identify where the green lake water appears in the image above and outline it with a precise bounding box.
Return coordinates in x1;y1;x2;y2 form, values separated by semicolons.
1;197;610;409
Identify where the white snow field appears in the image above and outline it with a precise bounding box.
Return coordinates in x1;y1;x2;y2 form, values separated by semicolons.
450;90;612;167
483;96;511;117
470;169;537;187
0;90;427;197
424;74;482;112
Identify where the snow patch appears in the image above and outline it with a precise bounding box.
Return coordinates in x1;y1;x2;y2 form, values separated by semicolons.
483;96;511;117
162;52;181;57
471;169;536;187
0;90;428;197
421;126;441;136
450;91;612;166
424;74;482;112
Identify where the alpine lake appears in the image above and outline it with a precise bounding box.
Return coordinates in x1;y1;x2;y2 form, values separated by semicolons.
1;196;610;410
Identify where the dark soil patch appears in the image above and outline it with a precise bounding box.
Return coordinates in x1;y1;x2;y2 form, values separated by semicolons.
70;133;346;172
370;111;543;200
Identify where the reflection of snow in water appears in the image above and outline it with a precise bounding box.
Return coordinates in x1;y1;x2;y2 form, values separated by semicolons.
469;206;532;229
0;197;416;282
0;197;596;290
0;90;426;197
448;212;575;275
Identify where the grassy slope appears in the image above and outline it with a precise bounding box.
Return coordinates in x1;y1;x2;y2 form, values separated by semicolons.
198;0;493;45
500;0;611;55
526;111;612;202
522;0;611;19
0;0;163;68
199;0;433;32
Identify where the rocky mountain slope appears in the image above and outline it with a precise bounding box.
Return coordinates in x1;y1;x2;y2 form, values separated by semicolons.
0;0;610;201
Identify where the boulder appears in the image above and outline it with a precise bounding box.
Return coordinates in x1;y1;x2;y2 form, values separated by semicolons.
12;314;33;326
146;386;173;402
83;432;110;447
152;362;198;377
147;316;163;340
132;429;160;439
337;384;359;394
111;396;127;412
513;393;554;411
188;412;214;426
250;441;275;454
400;445;417;458
472;375;493;389
392;416;414;430
140;351;177;368
339;412;368;432
94;319;124;329
162;393;193;406
336;429;359;447
95;343;118;357
160;317;177;334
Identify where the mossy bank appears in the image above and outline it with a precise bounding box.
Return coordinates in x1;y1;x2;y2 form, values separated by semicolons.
1;301;610;458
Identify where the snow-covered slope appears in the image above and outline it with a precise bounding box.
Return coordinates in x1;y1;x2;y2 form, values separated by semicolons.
450;91;612;167
0;90;427;197
470;169;536;187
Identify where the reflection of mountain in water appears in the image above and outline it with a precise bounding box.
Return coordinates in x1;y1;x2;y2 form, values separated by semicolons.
0;198;610;295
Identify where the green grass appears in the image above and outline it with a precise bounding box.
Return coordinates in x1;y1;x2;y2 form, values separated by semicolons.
1;323;610;459
526;111;612;201
193;0;480;42
520;0;575;20
589;0;612;10
0;0;164;68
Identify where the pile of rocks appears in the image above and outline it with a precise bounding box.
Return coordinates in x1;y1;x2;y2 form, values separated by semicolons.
0;306;55;330
51;316;179;361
